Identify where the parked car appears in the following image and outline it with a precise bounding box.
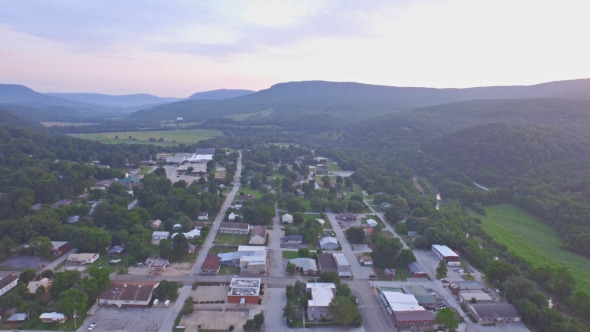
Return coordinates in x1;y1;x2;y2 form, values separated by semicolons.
369;274;378;279
88;322;97;331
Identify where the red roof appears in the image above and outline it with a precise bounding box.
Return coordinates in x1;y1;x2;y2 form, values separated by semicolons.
202;255;222;270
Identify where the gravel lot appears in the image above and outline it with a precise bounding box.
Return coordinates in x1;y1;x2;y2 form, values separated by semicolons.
82;306;171;332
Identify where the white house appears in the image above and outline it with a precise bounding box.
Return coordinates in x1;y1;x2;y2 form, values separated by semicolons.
281;213;293;224
366;219;378;227
151;231;170;245
316;219;325;226
319;237;339;250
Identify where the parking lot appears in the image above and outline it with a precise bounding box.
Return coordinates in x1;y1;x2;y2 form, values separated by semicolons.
82;306;171;332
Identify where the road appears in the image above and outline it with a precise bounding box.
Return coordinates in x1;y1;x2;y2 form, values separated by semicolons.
189;150;242;276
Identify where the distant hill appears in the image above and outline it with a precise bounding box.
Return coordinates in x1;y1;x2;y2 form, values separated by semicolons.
46;92;181;109
0;107;43;130
0;84;116;111
187;89;255;100
130;79;590;126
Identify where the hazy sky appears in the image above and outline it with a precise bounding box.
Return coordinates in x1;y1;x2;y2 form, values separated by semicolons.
1;0;589;97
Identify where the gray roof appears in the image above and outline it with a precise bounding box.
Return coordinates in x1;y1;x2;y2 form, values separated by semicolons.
290;258;318;272
468;302;521;319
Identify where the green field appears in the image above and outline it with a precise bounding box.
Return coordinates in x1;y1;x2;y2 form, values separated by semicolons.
70;129;221;146
480;204;590;294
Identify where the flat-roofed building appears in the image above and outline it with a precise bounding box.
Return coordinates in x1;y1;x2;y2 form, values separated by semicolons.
227;278;261;304
458;290;494;305
403;285;437;310
151;231;170;245
317;253;338;275
467;302;521;324
97;281;160;307
333;253;351;277
39;312;67;324
219;222;249;235
307;283;336;321
66;253;100;265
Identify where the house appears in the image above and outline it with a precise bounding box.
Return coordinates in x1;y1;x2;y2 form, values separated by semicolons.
408;262;428;278
431;244;460;262
227;278;261;304
366;219;378;227
340;213;356;220
172;228;201;240
50;241;70;256
0;274;19;297
51;199;72;209
319;237;339;250
219;222;249;235
458;290;494;305
150;219;162;229
364;228;375;236
228;212;238;221
200;255;222;275
316;219;325;226
151;231;170;245
39;312;67;324
32;203;42;211
27;278;51;294
67;215;80;223
333;253;351;277
249;225;266;245
379;202;391;210
360;256;373;266
66;253;100;265
172;223;183;232
198;211;209;220
317;253;338;275
193;221;207;229
289;258;318;275
281;213;293;224
307;283;336;321
6;312;28;323
284;234;303;248
97;281;160;307
467;302;521;324
108;246;125;257
236;193;253;204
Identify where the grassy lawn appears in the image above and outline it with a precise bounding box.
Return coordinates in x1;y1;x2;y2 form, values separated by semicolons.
479;204;590;294
214;234;249;245
219;265;240;275
283;251;299;259
70;129;221;146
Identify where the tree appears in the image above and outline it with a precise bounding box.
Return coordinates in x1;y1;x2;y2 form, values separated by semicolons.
171;233;188;261
19;269;37;285
59;288;88;318
286;262;296;275
253;313;264;328
435;307;459;331
485;259;517;283
159;239;172;259
345;227;365;244
156;280;180;300
51;270;81;299
298;248;311;258
319;272;340;285
329;296;361;326
29;236;52;259
436;260;448;279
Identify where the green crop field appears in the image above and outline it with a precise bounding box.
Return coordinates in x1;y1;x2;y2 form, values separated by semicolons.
479;204;590;294
70;129;221;146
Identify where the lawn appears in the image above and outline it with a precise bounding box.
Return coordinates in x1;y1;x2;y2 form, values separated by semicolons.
214;234;249;246
70;129;221;146
283;251;299;259
479;204;590;294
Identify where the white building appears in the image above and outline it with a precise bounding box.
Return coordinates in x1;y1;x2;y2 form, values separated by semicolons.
307;283;336;321
366;219;378;227
151;231;170;245
319;237;339;250
281;213;293;224
66;253;100;265
333;253;351;277
0;274;19;297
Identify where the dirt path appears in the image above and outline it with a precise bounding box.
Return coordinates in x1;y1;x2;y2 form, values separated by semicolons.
412;176;425;197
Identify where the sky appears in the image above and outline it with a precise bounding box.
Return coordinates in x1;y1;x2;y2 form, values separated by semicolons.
1;0;589;97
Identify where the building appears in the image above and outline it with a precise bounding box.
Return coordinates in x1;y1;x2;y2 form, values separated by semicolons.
150;219;162;229
448;281;486;295
316;219;325;226
281;213;293;224
393;310;436;330
307;283;336;321
108;246;125;257
50;241;69;256
66;253;100;265
6;312;28;323
27;278;51;294
289;258;318;275
366;219;378;227
228;212;238;221
147;258;169;274
236;193;254;204
151;231;170;245
284;234;303;248
467;302;521;324
364;228;375;236
333;253;352;277
0;274;19;297
249;225;266;245
97;281;160;307
227;278;261;304
198;211;209;220
408;262;428;278
340;213;356;220
319;237;339;250
172;228;201;240
458;290;494;305
115;174;141;190
39;312;67;324
317;253;338;275
200;255;222;275
218;246;267;275
403;285;437;310
67;215;80;223
431;244;460;262
219;222;249;235
51;199;72;209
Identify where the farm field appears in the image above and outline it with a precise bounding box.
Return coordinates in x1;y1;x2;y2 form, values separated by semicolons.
70;129;221;146
480;204;590;294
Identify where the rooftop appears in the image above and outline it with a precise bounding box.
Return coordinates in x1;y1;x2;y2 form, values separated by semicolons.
332;253;350;266
307;283;336;307
98;281;160;302
0;273;18;289
228;277;261;296
382;291;425;312
432;244;459;258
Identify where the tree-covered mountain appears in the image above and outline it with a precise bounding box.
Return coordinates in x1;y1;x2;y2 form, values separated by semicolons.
46;92;181;109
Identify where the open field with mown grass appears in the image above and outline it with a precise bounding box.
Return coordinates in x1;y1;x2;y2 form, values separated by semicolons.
70;129;221;146
479;204;590;294
41;121;98;127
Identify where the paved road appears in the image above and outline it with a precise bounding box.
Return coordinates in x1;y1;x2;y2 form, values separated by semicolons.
269;204;287;277
190;150;242;276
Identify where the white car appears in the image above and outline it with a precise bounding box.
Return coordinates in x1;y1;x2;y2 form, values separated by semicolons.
88;322;97;330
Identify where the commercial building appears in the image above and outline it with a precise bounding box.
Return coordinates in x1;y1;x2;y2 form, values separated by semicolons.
408;262;428;278
0;274;19;297
333;253;352;277
218;222;249;235
402;285;437;310
227;278;261;304
97;281;160;307
200;255;222;275
50;241;70;256
458;290;494;305
307;283;336;321
431;244;460;262
379;290;435;330
467;302;521;324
